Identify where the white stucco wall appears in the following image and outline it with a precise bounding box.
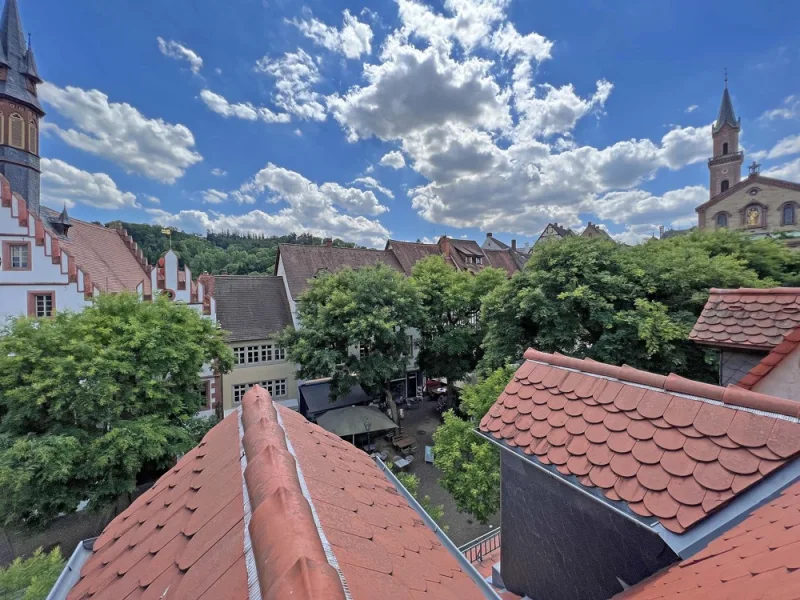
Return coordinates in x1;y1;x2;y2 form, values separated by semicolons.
0;203;88;324
752;345;800;401
276;256;298;327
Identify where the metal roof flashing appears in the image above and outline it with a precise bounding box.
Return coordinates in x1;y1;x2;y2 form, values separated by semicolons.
374;458;503;600
45;538;95;600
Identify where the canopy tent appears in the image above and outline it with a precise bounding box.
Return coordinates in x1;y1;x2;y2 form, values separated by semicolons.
316;405;398;438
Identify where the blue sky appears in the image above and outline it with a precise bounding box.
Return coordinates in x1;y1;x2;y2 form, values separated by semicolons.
26;0;800;246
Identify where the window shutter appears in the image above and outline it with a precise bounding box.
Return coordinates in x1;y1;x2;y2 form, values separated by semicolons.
10;114;23;149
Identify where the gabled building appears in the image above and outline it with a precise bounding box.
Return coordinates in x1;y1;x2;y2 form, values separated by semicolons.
581;221;613;240
535;222;576;246
214;275;297;412
734;325;800;401
479;348;800;600
50;386;492;600
690;287;800;386
697;81;800;246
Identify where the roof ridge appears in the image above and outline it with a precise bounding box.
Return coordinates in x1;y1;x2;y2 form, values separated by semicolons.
736;326;800;390
709;287;800;295
240;387;347;599
279;243;384;252
215;274;282;279
523;348;800;419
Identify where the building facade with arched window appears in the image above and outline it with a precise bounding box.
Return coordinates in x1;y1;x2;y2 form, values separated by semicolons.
697;82;800;248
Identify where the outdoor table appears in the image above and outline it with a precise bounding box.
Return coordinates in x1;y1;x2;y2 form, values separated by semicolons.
393;436;415;450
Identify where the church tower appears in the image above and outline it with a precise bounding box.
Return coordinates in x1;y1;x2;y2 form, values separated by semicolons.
707;77;743;200
0;0;43;215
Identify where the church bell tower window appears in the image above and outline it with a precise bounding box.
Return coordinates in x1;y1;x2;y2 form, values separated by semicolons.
720;180;729;193
9;113;23;149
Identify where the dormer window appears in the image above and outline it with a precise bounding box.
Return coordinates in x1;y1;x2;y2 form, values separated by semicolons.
475;256;482;265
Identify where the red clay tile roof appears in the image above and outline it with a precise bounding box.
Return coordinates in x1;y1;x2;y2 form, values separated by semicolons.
40;207;152;295
479;349;800;535
690;288;800;351
482;249;522;276
615;479;800;600
386;240;442;275
736;326;800;391
68;387;484;600
277;244;404;299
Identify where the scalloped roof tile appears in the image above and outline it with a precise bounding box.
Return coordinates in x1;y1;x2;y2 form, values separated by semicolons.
690;288;800;350
479;349;800;535
615;479;800;600
66;387;485;600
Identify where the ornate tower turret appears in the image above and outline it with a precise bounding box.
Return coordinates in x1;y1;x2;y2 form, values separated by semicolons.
0;0;43;215
707;74;743;200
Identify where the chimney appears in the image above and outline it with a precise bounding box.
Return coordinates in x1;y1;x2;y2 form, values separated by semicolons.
511;239;517;251
324;238;333;248
486;232;493;238
438;235;450;256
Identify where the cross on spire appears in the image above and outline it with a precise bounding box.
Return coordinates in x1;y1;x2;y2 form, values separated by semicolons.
724;67;728;88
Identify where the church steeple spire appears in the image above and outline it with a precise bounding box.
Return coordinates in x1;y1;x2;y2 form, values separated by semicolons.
0;0;43;215
708;75;744;200
0;0;27;66
713;80;740;133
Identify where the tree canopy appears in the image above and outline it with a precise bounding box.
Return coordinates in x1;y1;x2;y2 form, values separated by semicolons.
411;256;506;399
0;293;233;526
433;366;514;523
0;547;64;600
278;264;421;421
481;230;800;382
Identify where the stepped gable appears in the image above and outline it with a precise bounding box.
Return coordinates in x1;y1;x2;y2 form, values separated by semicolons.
616;479;800;599
690;288;800;350
479;348;800;534
67;386;485;600
1;175;151;297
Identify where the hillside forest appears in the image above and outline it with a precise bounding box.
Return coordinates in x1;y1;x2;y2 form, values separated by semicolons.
104;221;360;275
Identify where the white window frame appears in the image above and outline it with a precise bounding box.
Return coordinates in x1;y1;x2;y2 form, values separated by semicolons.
232;343;287;367
34;293;53;317
10;243;29;269
233;378;288;404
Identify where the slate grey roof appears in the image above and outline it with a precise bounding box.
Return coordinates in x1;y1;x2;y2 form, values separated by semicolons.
276;244;403;299
713;87;740;133
0;0;42;113
214;275;293;342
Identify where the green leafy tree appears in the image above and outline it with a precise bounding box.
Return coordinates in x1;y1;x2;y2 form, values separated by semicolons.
0;547;64;600
278;264;421;422
433;366;515;523
481;232;792;382
411;256;506;404
395;470;446;529
0;294;233;527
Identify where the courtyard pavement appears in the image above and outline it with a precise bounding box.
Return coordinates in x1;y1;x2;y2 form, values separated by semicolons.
392;398;499;546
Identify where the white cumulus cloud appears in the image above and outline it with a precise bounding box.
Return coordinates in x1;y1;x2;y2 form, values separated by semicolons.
41;158;139;210
255;50;326;121
201;189;229;204
157;37;203;74
40;83;203;184
287;9;373;59
379;151;406;169
352;176;394;198
199;89;290;123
